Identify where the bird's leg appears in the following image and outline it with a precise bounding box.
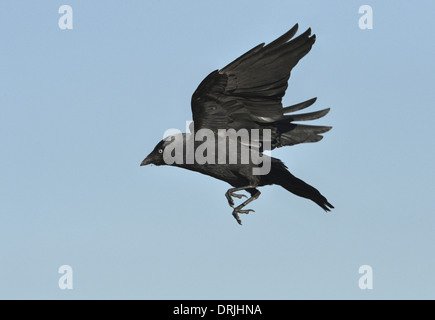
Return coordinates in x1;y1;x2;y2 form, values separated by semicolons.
225;187;247;208
233;189;261;225
225;187;261;225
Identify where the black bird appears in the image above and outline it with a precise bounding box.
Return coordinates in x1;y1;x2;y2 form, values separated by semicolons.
141;24;334;224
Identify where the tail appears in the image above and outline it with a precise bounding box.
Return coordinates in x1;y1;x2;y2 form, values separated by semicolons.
270;159;334;211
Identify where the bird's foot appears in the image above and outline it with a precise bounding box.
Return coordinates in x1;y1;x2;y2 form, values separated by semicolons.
232;207;255;225
225;190;247;208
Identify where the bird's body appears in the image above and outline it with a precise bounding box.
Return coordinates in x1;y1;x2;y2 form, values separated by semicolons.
141;24;334;224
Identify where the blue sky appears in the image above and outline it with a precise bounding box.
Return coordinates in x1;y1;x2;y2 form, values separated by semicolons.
0;0;434;299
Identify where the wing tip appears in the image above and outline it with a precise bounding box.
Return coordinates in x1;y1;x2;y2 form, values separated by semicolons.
282;97;318;114
323;125;333;132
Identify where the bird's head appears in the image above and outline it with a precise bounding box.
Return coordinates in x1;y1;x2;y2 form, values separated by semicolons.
140;139;167;166
141;133;186;167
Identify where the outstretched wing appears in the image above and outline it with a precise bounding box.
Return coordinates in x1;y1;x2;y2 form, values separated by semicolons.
191;24;331;150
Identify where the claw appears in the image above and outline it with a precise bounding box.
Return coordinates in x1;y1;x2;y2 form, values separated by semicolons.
238;209;255;214
226;193;235;207
225;191;247;208
231;192;247;200
232;210;242;225
232;207;255;225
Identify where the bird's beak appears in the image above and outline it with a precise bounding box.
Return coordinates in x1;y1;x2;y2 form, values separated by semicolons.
140;155;153;166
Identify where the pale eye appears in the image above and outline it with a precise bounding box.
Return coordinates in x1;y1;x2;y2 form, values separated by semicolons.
158;149;163;154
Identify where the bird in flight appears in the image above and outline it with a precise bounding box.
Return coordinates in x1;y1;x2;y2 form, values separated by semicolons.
141;24;334;225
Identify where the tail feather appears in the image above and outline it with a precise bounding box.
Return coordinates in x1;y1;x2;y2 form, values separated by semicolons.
270;159;334;211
